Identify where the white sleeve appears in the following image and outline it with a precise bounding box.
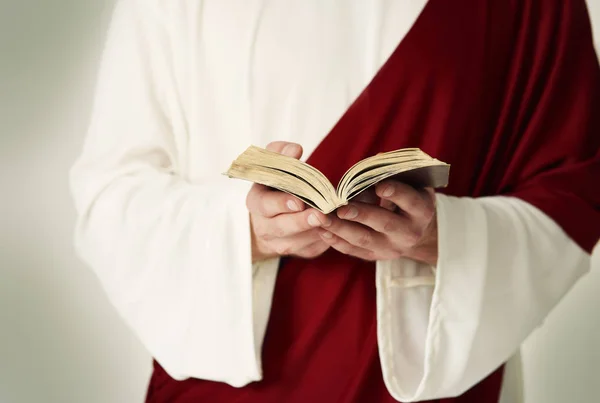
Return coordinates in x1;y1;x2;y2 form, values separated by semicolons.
70;0;278;386
377;194;596;402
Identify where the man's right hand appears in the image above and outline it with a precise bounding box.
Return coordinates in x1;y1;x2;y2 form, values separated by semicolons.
247;141;332;263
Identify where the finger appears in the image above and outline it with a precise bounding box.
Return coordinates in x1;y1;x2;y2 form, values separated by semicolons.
266;141;303;159
268;208;332;237
323;216;386;251
379;198;396;212
336;202;412;235
268;228;324;253
423;187;437;206
294;240;330;259
246;184;305;217
319;231;375;261
375;181;435;221
353;188;378;205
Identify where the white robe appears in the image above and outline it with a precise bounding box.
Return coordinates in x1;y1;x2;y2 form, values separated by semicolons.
69;0;598;401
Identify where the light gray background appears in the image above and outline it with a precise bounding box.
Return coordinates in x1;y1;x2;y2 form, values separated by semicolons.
0;1;599;402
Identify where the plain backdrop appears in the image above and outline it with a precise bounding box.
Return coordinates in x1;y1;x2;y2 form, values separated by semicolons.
0;1;599;402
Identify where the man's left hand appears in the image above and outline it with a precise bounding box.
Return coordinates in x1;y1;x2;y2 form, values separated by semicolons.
319;181;439;266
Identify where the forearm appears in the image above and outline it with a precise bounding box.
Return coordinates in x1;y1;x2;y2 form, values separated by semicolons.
72;158;276;384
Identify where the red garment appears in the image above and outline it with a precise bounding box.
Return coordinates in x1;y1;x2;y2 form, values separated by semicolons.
146;0;600;401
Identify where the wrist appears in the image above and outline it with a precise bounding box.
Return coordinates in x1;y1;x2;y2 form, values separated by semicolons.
408;245;438;266
252;245;278;264
250;217;278;263
408;218;439;266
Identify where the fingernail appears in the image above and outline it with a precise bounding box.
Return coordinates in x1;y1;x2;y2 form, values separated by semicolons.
382;184;394;198
287;200;300;211
282;144;298;157
308;214;320;227
343;206;358;219
322;232;333;239
322;215;332;227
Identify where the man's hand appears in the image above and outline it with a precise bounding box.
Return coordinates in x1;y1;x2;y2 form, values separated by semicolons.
319;181;439;266
248;141;332;263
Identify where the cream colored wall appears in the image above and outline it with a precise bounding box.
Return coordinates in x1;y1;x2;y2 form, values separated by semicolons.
0;1;598;402
0;2;151;402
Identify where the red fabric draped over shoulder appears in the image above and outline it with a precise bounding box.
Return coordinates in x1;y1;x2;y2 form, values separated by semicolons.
309;0;600;252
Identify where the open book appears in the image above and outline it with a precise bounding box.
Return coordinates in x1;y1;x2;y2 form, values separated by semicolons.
225;146;450;214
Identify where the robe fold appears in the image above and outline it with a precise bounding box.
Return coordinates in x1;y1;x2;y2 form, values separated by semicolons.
70;0;600;402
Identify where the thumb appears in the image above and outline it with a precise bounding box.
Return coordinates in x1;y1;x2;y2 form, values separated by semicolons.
266;141;303;159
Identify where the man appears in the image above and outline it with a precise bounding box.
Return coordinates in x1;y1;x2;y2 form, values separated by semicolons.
70;0;600;402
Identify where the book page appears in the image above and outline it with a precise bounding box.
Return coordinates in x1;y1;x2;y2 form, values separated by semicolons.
344;164;450;201
225;146;341;213
337;149;449;200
